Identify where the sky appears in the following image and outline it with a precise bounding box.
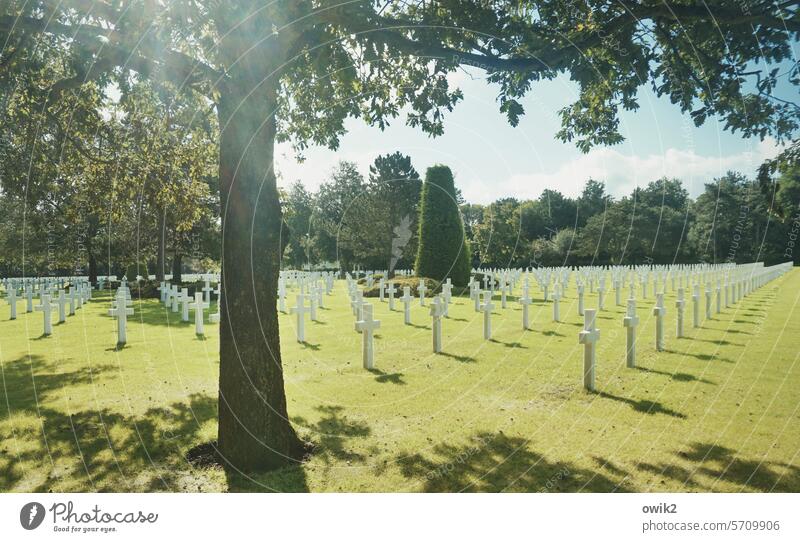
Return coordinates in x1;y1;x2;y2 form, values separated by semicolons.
274;68;791;204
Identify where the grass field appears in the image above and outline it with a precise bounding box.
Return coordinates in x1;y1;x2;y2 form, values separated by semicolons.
1;269;799;492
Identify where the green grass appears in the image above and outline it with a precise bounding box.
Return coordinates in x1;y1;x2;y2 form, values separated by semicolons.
1;269;799;492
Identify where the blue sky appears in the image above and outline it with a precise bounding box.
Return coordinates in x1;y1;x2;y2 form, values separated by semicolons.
275;68;790;204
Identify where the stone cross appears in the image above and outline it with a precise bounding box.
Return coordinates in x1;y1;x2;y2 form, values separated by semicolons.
178;288;192;322
55;290;68;323
68;287;78;315
35;294;55;336
378;278;386;302
24;285;34;313
192;292;210;335
108;291;134;344
355;303;381;370
202;279;214;304
675;288;685;338
500;282;507;309
400;286;413;325
158;281;168;303
170;285;180;313
441;282;453;317
705;285;712;319
614;279;621;306
418;280;427;306
278;281;287;313
652;292;666;352
290;294;310;342
552;289;561;322
577;284;585;316
715;282;721;314
480;290;495;340
519;288;533;330
692;284;700;328
308;288;318;322
6;287;18;320
386;281;397;310
598;279;606;311
209;289;222;324
579;309;600;391
430;295;445;353
623;298;639;368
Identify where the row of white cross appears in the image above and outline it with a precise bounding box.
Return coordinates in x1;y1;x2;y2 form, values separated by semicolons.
306;262;792;379
3;280;93;334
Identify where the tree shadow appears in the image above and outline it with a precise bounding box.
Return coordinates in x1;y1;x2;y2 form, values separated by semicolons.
394;431;625;492
407;323;430;330
489;339;528;349
542;330;565;337
638;442;800;492
593;391;687;419
438;351;477;363
663;349;733;363
299;341;321;351
367;368;406;385
1;385;218;492
635;366;715;385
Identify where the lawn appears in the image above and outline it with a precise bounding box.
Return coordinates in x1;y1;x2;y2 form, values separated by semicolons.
1;269;799;492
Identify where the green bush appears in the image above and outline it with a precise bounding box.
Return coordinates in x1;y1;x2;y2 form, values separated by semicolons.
414;165;471;286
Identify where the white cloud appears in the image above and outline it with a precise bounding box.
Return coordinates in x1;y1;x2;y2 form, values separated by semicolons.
489;137;784;202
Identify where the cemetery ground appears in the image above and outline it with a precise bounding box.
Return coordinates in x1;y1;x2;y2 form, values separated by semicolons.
1;271;799;493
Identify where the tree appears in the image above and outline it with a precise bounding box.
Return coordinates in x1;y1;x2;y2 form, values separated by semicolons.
4;0;798;471
472;198;524;268
415;165;471;285
367;152;421;275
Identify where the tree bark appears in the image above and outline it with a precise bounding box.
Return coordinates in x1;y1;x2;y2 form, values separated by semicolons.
156;209;166;282
216;73;305;471
172;251;183;283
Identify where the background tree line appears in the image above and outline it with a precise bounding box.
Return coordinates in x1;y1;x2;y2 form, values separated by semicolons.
282;158;800;271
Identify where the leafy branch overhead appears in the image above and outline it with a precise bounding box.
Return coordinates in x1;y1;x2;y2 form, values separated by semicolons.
1;0;797;155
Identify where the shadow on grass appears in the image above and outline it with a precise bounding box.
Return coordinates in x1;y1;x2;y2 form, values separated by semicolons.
394;431;626;492
635;366;715;385
663;349;734;363
439;351;477;363
593;391;687;419
638;442;800;491
367;368;406;385
489;339;528;349
0;366;218;492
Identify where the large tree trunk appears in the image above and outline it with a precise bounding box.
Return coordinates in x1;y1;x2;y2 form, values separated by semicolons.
172;251;183;283
156;209;166;282
216;73;305;471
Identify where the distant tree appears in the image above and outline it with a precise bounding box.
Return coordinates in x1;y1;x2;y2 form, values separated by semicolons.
367;152;422;275
282;181;315;268
415;165;471;285
473;198;524;268
577;180;612;227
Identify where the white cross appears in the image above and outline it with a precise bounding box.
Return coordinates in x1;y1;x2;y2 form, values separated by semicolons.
378;278;386;302
623;298;639;368
400;286;413;325
519;288;533;330
5;287;18;320
652;293;666;352
290;294;310;342
24;286;34;313
386;281;397;310
417;280;427;306
675;288;685;338
171;285;181;312
55;290;68;323
578;309;600;391
192;292;210;335
430;296;445;353
479;290;495;340
178;288;192;322
157;281;168;303
692;284;700;328
202;279;214;304
35;294;55;336
108;291;134;344
355;303;381;370
577;284;585;316
704;285;712;319
552;290;561;322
